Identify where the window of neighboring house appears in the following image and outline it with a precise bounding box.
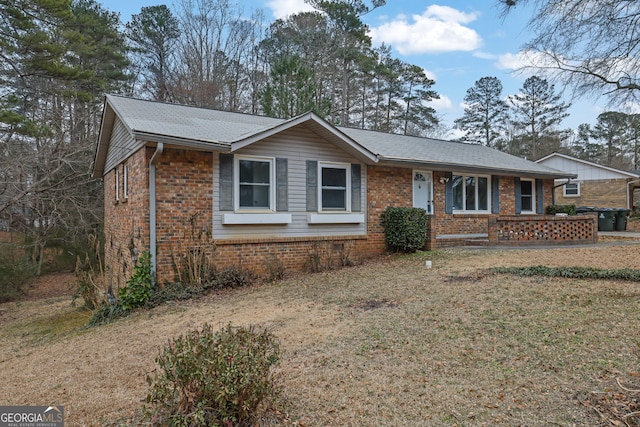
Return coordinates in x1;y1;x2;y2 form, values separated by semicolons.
320;162;350;211
452;174;490;212
520;179;535;213
236;155;274;210
115;165;120;203
564;181;580;197
123;162;129;200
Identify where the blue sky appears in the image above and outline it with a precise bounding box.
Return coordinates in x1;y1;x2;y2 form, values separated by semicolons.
102;0;607;137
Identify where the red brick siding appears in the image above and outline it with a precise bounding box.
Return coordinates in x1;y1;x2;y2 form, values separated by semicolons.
103;147;150;290
489;214;597;245
154;149;214;282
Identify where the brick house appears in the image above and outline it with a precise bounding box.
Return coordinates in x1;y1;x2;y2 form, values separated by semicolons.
536;152;640;209
93;96;591;287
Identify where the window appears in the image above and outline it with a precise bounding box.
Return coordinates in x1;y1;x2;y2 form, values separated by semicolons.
564;181;580;197
520;179;535;213
235;156;274;210
452;174;490;212
115;166;120;202
320;163;350;211
123;162;129;200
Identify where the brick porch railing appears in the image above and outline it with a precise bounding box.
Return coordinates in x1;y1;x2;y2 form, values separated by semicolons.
487;213;598;246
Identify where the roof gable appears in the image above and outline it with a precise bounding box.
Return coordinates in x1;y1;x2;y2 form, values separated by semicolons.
536;152;639;180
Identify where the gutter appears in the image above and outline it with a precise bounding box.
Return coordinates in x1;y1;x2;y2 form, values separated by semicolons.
149;142;164;278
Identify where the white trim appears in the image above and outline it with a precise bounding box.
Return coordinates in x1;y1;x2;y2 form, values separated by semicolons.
520;178;535;214
222;213;291;225
318;161;351;212
234;154;276;212
451;174;491;213
115;166;120;202
307;213;364;224
123;161;129;200
563;181;580;197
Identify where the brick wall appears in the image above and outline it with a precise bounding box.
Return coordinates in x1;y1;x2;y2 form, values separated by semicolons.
103;147;150;291
555;179;629;208
489;214;597;245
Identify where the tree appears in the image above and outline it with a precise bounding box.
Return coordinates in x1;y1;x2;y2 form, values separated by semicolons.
0;0;130;274
454;76;508;146
126;5;179;101
499;0;640;106
260;54;329;118
590;111;628;167
399;63;439;136
508;75;570;159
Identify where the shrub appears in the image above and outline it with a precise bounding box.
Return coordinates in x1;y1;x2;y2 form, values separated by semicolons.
0;254;35;302
119;251;154;310
546;204;577;215
382;207;428;252
215;265;256;289
145;323;281;426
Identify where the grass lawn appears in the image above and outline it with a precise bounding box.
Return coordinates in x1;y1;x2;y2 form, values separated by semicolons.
1;244;639;426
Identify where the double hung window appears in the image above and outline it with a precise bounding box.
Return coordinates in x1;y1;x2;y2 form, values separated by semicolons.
320;163;350;211
236;156;274;211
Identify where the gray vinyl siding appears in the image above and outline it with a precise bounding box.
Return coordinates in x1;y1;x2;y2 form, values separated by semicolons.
104;117;144;174
212;126;367;239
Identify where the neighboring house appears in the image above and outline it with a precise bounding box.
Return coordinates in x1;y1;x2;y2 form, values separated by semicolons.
536;152;640;209
94;96;590;286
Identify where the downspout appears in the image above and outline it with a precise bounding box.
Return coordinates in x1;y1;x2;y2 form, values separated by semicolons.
552;179;570;206
149;142;164;278
627;178;640;210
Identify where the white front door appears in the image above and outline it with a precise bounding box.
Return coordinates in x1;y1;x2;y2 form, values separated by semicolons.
413;170;433;214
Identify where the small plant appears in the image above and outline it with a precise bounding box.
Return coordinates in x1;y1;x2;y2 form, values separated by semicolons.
215;265;256;289
145;323;281;426
382;207;428;252
264;254;285;282
305;241;324;273
170;211;216;288
546;204;577;215
73;233;108;309
119;251;154;310
0;252;35;302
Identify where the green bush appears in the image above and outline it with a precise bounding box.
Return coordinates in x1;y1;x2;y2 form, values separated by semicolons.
145;323;281;426
382;207;428;252
119;251;154;310
546;204;577;215
0;255;35;302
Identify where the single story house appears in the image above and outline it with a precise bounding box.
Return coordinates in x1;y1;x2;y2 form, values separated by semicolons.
94;95;591;286
536;152;640;209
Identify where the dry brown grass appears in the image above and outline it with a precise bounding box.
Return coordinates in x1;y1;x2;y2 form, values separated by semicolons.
1;242;640;426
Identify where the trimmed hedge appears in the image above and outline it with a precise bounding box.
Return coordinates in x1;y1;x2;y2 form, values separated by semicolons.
546;204;577;215
382;207;427;253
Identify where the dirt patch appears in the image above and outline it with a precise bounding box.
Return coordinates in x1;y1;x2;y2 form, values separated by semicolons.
2;243;640;425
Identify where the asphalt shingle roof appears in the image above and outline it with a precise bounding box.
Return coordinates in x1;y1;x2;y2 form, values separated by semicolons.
102;95;573;179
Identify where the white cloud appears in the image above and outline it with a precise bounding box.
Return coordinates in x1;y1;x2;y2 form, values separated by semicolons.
369;5;482;55
429;94;454;110
266;0;315;19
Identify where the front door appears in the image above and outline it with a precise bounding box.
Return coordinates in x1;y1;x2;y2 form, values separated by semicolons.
413;170;433;214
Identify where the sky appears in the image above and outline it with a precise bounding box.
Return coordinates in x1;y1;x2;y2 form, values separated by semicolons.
101;0;608;138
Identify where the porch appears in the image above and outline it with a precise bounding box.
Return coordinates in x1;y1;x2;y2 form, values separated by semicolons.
427;213;598;248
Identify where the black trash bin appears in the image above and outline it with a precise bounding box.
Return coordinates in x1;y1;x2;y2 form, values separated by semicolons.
596;208;616;231
576;206;596;214
615;209;631;231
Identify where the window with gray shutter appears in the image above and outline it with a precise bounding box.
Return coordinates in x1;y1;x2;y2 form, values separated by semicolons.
219;153;233;211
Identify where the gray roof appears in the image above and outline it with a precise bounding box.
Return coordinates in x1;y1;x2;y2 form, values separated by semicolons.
95;95;574;179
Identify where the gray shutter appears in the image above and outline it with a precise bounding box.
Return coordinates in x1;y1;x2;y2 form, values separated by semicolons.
219;153;233;211
491;176;500;214
306;160;318;211
514;177;522;214
536;179;544;214
351;164;361;212
276;158;288;211
444;172;453;214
